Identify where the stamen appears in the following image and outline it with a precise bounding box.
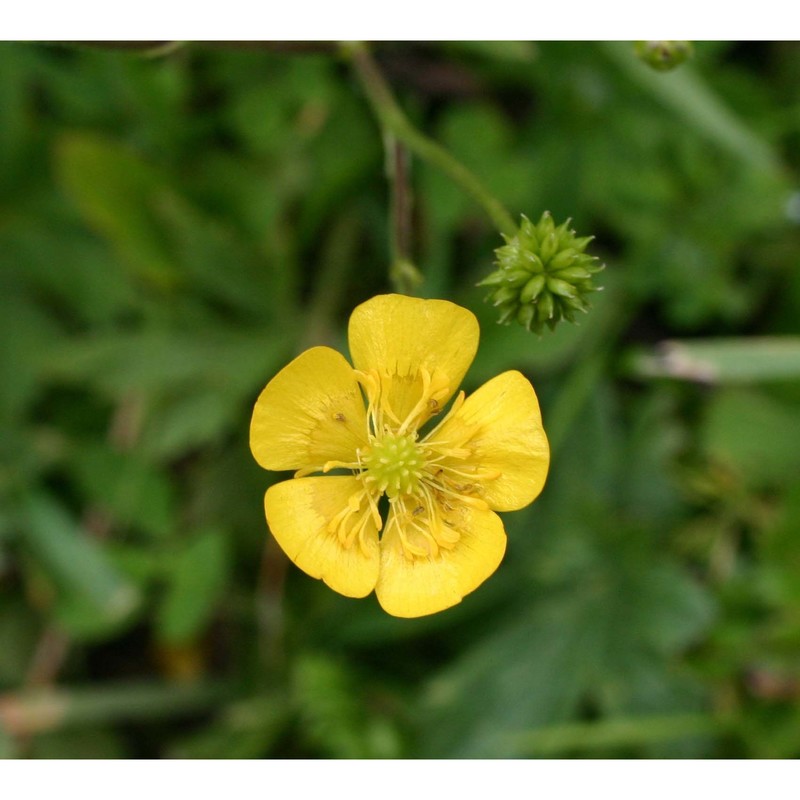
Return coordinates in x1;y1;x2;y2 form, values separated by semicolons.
436;464;502;482
324;486;381;552
387;502;429;559
322;459;361;473
420;391;466;444
346;370;502;563
432;483;490;510
398;366;433;435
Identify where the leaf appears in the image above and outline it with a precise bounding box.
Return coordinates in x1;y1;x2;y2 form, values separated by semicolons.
292;653;401;759
30;727;127;759
629;338;800;384
152;191;282;319
43;329;287;399
0;600;40;689
703;388;800;488
0;288;61;421
417;527;715;757
20;493;141;637
510;713;721;757
138;389;243;460
156;529;230;644
168;695;290;759
70;442;176;539
56;133;180;288
448;41;538;64
602;42;782;176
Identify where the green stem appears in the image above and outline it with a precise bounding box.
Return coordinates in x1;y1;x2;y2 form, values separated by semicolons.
345;42;518;239
386;136;423;293
509;712;725;757
0;681;232;736
388;136;410;265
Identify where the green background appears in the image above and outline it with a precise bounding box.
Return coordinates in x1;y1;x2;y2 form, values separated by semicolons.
1;41;800;758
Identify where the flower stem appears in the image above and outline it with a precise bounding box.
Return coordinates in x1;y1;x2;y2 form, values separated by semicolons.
386;135;423;293
389;136;411;265
345;42;518;239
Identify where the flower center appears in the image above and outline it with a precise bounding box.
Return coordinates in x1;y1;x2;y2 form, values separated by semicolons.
363;431;424;498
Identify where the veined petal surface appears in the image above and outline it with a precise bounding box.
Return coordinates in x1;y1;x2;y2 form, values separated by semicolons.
375;502;506;618
429;370;550;511
348;294;479;428
265;476;380;598
250;346;368;472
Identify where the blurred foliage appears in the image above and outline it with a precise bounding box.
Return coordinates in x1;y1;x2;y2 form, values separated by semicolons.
1;40;800;759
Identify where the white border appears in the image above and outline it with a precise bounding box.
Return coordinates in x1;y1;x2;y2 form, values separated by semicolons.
3;1;796;42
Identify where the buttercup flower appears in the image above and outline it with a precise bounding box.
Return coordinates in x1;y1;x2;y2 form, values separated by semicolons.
249;294;550;618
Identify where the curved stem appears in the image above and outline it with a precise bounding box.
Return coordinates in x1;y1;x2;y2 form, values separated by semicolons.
345;42;518;239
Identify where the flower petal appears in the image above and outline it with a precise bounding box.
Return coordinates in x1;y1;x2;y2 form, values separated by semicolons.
375;502;506;618
250;346;368;472
348;294;479;429
265;476;380;598
428;370;549;511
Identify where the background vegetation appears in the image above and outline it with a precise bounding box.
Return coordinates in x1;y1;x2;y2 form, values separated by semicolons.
1;40;800;759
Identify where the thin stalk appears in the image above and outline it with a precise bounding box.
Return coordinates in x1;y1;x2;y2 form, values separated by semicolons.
389;137;412;264
0;681;231;737
386;135;423;293
508;712;725;757
345;42;518;239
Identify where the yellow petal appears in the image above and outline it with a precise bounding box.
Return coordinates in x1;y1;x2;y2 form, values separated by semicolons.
250;346;368;472
428;370;550;512
375;501;506;618
348;294;479;429
265;476;380;598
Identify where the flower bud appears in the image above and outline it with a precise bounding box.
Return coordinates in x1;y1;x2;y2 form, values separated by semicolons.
634;41;693;72
479;212;604;333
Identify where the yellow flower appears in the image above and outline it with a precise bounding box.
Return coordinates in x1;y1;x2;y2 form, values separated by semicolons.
249;294;550;618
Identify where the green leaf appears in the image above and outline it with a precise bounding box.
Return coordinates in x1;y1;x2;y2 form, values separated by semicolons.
44;329;287;399
152;191;283;319
292;653;401;759
0;600;40;689
602;42;782;176
510;713;721;757
70;442;176;539
418;529;715;757
629;338;800;384
20;493;141;637
703;388;800;487
168;694;291;759
56;133;180;289
0;289;60;421
30;726;127;759
156;529;230;644
448;41;538;64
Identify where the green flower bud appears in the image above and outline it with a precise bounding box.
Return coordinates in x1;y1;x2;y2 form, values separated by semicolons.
479;212;605;334
634;41;693;72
